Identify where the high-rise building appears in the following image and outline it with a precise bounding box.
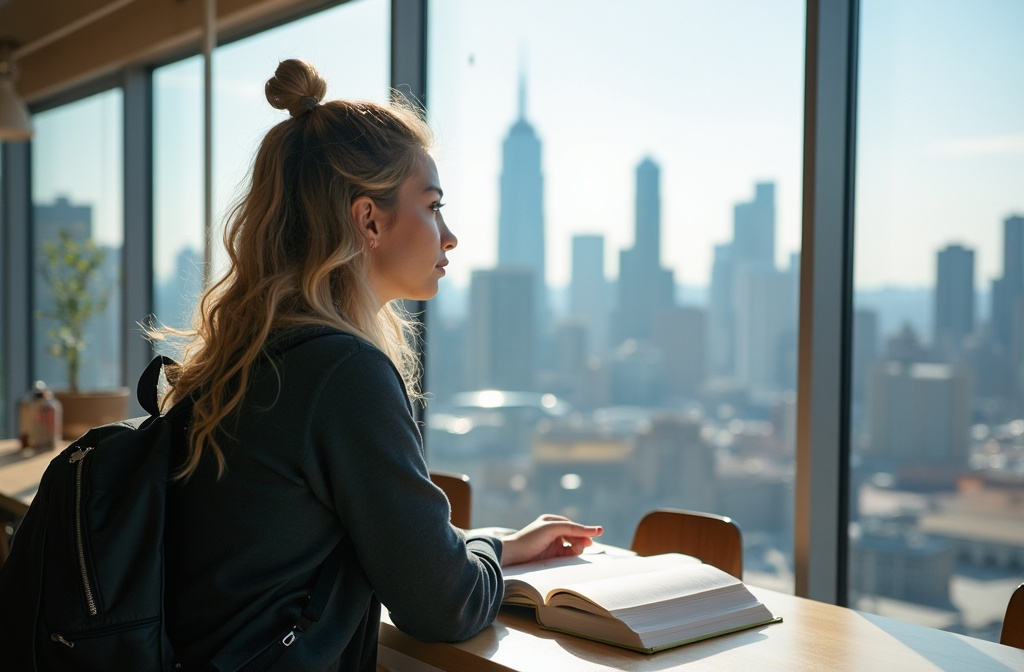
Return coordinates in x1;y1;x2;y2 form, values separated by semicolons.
569;234;610;355
465;268;535;391
497;72;546;334
708;183;778;382
733;182;776;269
708;242;735;377
652;306;706;399
733;262;798;391
611;157;674;344
991;215;1024;348
933;244;975;358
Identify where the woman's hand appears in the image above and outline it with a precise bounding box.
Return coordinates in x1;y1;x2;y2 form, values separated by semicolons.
499;514;603;567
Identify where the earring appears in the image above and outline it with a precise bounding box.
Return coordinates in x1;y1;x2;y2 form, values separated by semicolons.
369;240;378;250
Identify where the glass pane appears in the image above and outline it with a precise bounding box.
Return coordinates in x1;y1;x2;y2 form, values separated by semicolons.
851;0;1024;642
32;89;124;392
152;0;390;336
427;0;805;591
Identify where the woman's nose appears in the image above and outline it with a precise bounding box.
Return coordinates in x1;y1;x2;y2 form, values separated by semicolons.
441;219;458;251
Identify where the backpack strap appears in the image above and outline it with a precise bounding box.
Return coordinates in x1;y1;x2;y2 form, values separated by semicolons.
138;355;177;417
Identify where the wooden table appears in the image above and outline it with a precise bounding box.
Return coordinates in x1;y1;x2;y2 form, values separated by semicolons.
379;586;1024;671
0;438;64;561
3;439;1022;670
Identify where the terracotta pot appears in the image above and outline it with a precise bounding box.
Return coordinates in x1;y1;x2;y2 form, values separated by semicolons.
54;388;132;441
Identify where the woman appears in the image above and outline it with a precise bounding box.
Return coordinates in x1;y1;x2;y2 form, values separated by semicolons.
159;59;602;671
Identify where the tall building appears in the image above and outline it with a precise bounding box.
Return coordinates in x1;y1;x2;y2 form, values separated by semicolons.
708;242;735;377
569;234;610;355
497;72;546;334
933;244;975;358
733;262;798;391
991;215;1024;349
708;183;778;381
733;182;776;269
465;268;535;391
611;158;674;344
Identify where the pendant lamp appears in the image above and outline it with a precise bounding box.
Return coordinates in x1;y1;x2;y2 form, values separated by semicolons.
0;41;32;142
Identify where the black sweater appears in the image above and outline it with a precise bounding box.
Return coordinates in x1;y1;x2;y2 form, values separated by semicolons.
164;327;503;670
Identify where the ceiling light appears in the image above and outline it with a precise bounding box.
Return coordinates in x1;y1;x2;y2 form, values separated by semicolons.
0;40;32;142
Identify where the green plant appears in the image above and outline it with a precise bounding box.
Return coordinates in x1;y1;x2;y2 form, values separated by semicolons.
39;230;113;392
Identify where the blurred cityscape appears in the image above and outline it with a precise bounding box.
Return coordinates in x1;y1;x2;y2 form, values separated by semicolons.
36;79;1023;644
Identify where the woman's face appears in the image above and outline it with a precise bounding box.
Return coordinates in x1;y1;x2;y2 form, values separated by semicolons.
367;154;458;304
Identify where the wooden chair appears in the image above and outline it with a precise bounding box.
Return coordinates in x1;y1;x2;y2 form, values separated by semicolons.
631;508;744;580
1002;583;1024;649
429;470;472;529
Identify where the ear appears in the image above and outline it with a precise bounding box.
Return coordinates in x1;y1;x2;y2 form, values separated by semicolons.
350;196;381;248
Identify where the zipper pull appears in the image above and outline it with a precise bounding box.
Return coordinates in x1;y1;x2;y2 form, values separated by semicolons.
69;446;94;464
51;633;75;648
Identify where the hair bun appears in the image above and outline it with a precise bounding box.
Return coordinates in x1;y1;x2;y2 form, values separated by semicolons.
265;59;328;117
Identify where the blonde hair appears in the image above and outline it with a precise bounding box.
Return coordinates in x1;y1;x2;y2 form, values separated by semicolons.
159;59;432;480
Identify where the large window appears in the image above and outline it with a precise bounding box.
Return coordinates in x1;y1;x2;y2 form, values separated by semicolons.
31;89;124;392
425;0;805;591
850;0;1024;642
153;0;390;334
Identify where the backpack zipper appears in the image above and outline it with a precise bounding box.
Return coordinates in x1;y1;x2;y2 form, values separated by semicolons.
69;446;98;616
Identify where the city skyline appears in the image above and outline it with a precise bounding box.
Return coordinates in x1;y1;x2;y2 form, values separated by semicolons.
26;0;1024;294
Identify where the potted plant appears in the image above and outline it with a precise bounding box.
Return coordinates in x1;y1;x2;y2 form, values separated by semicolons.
39;229;129;438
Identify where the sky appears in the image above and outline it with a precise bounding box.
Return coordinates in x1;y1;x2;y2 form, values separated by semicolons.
27;0;1024;295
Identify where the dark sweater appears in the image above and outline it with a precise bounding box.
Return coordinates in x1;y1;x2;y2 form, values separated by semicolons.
164;327;503;670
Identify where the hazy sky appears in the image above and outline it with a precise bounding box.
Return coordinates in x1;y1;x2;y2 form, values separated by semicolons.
29;0;1024;293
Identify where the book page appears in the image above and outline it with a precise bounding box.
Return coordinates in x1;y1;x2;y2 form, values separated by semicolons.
502;553;700;607
550;562;742;614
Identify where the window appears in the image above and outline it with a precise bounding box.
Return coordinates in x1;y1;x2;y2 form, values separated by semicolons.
152;0;390;335
426;0;805;591
31;89;124;392
850;0;1024;642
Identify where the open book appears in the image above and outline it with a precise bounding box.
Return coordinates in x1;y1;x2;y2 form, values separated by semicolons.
502;549;781;654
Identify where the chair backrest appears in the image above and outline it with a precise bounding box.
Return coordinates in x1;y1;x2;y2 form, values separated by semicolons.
1002;583;1024;649
429;471;472;529
631;508;744;580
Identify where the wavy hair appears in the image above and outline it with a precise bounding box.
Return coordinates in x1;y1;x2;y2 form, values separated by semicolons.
155;59;432;480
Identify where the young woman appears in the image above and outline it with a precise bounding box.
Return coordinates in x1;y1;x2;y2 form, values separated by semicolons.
158;59;602;670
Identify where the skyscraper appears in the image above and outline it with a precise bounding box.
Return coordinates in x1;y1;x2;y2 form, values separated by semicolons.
611;157;674;344
933;244;975;357
991;215;1024;349
732;182;776;269
570;234;610;355
465;268;535;391
497;72;546;334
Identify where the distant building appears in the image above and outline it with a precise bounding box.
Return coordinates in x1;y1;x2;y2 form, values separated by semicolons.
933;244;975;358
918;482;1024;571
850;521;956;607
708;242;736;377
570;234;611;356
991;215;1024;350
864;361;973;468
733;262;797;392
733;182;776;269
466;268;535;391
652;306;706;399
497;72;547;335
611;158;674;345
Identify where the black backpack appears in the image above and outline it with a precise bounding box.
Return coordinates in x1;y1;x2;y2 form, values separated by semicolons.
0;355;340;671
